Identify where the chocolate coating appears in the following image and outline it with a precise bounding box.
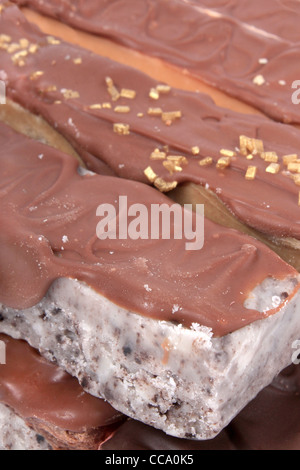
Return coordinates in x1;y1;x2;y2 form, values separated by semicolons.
0;122;297;336
1;3;300;241
0;334;123;433
11;0;300;123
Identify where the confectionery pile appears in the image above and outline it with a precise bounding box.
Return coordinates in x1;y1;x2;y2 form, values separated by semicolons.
0;0;300;451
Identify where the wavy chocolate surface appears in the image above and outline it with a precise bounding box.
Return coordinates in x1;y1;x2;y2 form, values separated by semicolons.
0;334;123;433
11;0;300;123
187;0;300;43
0;122;297;336
0;3;300;241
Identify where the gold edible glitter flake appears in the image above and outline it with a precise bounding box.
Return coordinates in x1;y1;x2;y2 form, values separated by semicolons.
89;104;102;110
154;178;178;193
240;136;264;156
61;89;80;100
113;123;130;136
167;156;188;166
163;161;183;175
216;157;231;169
293;175;300;186
105;76;120;102
161;111;182;125
73;58;82;65
288;162;300;173
30;71;44;81
148;108;163;117
199;157;213;167
156;84;171;94
191;146;200;156
283;154;298;166
266;163;281;174
261;152;278;163
120;89;136;99
150;149;166;160
114;106;131;114
47;36;61;45
149;88;160;100
220;149;236;158
144;166;158;183
245;166;257;181
102;102;112;109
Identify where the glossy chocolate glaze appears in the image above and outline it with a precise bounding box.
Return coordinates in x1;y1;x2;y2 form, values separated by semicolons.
0;334;123;432
101;365;300;450
1;3;300;241
0;122;298;336
188;0;300;43
11;0;300;123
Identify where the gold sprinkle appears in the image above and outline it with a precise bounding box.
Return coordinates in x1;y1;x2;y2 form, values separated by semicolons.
293;175;300;186
167;156;188;166
54;100;62;105
120;88;136;99
246;154;254;160
154;178;178;193
261;152;278;163
7;43;21;53
216;157;231;169
28;44;39;54
42;85;57;93
240;135;264;156
73;57;82;65
163;161;183;174
220;149;236;158
147;107;163;117
283;154;298;166
30;71;44;81
114;106;131;114
102;102;112;109
161;111;182;125
105;76;120;101
253;74;266;86
61;89;80;100
149;88;160;100
113;123;130;136
89;104;102;110
137;112;144;118
11;50;28;66
47;36;61;45
19;39;29;49
191;146;200;156
266;163;281;174
156;84;171;94
199;157;213;167
0;34;11;43
150;149;166;160
144;166;158;183
288;162;300;173
245;166;257;180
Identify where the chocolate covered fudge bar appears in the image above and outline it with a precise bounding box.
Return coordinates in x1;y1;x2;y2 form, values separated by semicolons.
0;3;300;269
12;0;300;123
0;121;299;439
0;334;124;450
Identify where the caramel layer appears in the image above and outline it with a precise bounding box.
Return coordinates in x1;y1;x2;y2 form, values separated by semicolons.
1;3;300;241
11;0;300;123
0;122;297;336
0;334;123;433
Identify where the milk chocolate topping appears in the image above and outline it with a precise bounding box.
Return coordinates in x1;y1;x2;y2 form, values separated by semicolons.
11;0;300;123
0;334;123;432
188;0;300;43
0;122;297;336
1;3;300;240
